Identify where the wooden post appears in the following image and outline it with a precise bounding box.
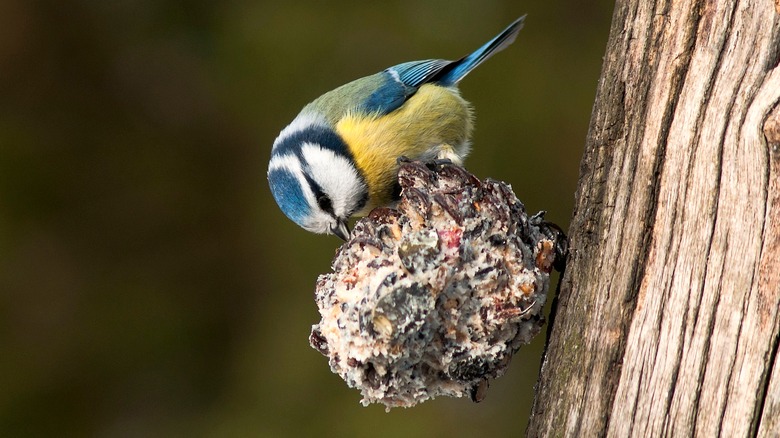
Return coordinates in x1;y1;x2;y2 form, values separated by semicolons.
527;1;780;436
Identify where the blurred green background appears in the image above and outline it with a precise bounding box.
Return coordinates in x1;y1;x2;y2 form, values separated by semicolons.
0;1;612;436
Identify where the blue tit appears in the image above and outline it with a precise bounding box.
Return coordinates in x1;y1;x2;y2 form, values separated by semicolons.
268;16;525;240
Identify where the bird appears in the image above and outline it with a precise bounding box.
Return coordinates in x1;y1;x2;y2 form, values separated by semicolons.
268;16;525;240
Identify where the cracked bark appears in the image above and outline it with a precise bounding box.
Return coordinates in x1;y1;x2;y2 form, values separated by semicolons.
527;1;780;437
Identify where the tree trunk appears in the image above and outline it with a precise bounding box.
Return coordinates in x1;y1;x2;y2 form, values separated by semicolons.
527;1;780;437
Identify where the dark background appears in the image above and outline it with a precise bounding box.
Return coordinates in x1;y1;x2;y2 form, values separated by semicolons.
0;1;613;436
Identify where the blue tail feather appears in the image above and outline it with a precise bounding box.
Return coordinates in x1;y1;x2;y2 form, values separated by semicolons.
436;15;526;86
365;16;525;116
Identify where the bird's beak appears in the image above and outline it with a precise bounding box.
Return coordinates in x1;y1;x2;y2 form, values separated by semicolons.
331;218;351;241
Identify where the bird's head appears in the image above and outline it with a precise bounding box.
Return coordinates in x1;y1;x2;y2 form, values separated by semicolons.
268;113;367;240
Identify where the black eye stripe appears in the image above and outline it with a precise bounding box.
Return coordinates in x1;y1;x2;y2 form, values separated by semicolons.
303;172;335;215
317;194;334;214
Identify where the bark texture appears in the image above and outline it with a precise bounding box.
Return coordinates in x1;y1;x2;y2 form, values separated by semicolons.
528;0;780;436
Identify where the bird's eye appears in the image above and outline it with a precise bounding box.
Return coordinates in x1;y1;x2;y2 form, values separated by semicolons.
317;194;334;214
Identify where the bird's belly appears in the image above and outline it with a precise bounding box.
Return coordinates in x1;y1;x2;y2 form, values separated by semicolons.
336;84;473;210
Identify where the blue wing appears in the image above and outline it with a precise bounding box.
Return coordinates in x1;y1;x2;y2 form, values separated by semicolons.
360;59;453;115
360;16;525;116
390;59;455;87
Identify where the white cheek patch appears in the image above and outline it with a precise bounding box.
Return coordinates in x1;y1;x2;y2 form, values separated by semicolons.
301;143;366;217
272;112;329;151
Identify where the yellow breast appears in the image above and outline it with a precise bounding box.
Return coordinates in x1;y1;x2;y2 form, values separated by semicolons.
335;84;473;212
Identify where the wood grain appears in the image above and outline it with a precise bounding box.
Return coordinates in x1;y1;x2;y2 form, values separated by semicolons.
527;0;780;436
